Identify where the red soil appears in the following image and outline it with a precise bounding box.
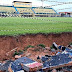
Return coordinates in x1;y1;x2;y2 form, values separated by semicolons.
0;32;72;61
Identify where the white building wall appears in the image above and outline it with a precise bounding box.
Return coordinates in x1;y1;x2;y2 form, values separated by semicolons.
70;13;72;17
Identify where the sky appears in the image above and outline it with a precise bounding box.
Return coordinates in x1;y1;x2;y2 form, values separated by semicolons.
0;0;72;12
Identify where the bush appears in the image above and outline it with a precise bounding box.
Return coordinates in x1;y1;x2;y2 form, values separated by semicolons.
18;50;24;55
37;44;46;48
50;46;54;49
70;43;72;45
18;50;23;52
13;51;19;56
26;45;34;48
24;45;34;51
13;50;24;56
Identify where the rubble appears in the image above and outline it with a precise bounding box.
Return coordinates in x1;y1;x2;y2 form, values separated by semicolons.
15;55;22;59
40;43;72;72
11;57;43;72
0;42;72;72
0;60;13;72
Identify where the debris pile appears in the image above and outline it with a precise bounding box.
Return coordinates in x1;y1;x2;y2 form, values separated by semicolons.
0;42;72;72
11;57;43;72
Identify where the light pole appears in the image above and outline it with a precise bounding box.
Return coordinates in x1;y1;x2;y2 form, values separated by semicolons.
38;0;44;7
41;0;44;7
39;0;47;7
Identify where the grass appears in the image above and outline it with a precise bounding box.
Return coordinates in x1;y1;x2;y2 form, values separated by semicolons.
0;17;72;36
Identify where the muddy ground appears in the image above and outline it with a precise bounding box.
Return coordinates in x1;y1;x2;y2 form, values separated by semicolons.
0;32;72;61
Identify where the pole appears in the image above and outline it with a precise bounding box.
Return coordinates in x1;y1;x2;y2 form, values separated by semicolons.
41;0;44;7
42;0;43;7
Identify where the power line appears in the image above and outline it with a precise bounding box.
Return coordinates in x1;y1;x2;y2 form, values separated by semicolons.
38;0;72;11
46;2;72;7
41;0;58;2
42;1;72;11
56;7;72;11
44;0;72;3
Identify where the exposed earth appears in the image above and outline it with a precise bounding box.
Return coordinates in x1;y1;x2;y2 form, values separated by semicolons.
0;32;72;61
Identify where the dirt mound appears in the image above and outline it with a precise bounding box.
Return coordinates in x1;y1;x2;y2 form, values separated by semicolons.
0;32;72;61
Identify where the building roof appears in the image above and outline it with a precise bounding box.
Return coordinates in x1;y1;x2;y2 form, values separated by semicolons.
43;53;72;69
11;57;35;71
0;60;13;71
13;1;32;3
41;56;48;62
0;5;12;7
59;12;72;13
13;57;35;64
11;57;42;71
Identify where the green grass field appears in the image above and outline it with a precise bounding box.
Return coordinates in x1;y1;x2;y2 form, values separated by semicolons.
0;17;72;36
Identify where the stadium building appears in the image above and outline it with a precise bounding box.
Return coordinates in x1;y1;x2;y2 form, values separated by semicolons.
59;12;72;17
0;1;58;17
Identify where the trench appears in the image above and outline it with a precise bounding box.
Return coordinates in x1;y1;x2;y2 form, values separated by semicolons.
0;32;72;61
